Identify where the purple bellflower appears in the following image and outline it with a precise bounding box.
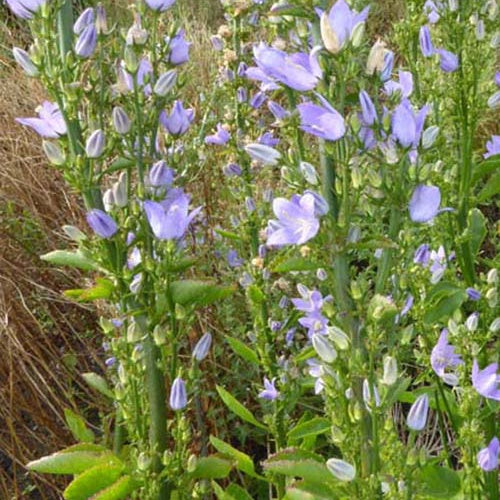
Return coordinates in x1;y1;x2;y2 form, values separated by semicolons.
160;100;194;135
266;193;321;247
258;377;279;401
169;377;187;410
16;101;67;138
144;189;200;240
149;160;174;187
472;360;500;401
246;42;322;92
414;243;431;266
436;49;459;72
477;437;499;472
407;393;430;431
166;30;191;66
75;23;97;58
227;249;244;268
86;209;118;238
73;7;94;34
391;99;429;148
466;287;481;301
384;70;413;99
292;288;329;338
298;97;345;142
5;0;45;19
359;90;377;126
408;184;443;223
484;135;500;159
192;332;212;361
267;100;289;120
419;25;434;57
430;329;463;385
205;123;231;145
145;0;175;11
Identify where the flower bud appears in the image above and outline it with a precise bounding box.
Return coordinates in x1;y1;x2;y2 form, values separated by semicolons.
154;69;178;97
169;377;187;410
406;394;429;431
368;294;398;322
312;334;337;363
123;46;139;73
149;160;174;187
112;172;128;208
75;24;97;58
95;4;107;34
244;143;281;165
487;90;500;109
112;106;131;134
487;268;498;284
42;140;65;165
62;225;87;241
73;7;94;35
489;317;500;333
382;356;398;385
351;22;365;47
359;90;377;125
328;326;349;350
419;25;434;57
192;332;212;361
326;458;356;482
422;125;439;149
86;208;117;238
85;129;105;158
366;39;387;75
153;325;167;345
102;188;114;212
127;321;143;343
299;161;318;185
320;12;341;54
12;47;38;76
126;14;148;46
486;287;498;307
362;379;381;411
465;312;479;332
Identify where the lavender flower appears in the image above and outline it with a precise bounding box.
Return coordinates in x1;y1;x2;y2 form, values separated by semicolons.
437;49;459;72
419;25;434;57
267;101;289;120
149;160;174;187
160;100;194;135
407;393;429;431
5;0;45;19
12;48;38;77
169;377;187;410
466;287;481;301
223;163;242;177
144;190;200;240
227;249;243;268
391;100;429;148
250;91;266;109
73;7;94;34
85;129;105;158
153;69;178;96
384;70;413;99
75;24;97;58
408;184;441;223
298;98;346;142
166;30;191;66
145;0;175;11
258;132;279;147
430;329;463;385
112;106;131;134
414;244;431;266
307;359;325;394
380;50;394;81
245;143;281;165
205;123;231;145
326;458;356;482
258;377;279;400
16;101;67;138
359;90;377;126
266;193;321;246
86;209;118;238
477;437;499;472
484;135;500;159
472;360;500;401
192;332;212;361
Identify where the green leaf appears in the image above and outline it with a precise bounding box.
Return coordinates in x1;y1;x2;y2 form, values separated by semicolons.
214;229;242;241
226;484;254;500
226;336;259;366
64;409;94;443
27;451;119;475
287;418;330;442
63;463;124;500
165;257;197;273
464;209;487;259
266;448;324;463
64;278;114;302
82;373;114;399
418;464;461;498
295;346;315;364
91;475;140;500
211;481;236;500
284;481;338;500
209;436;258;478
170;280;234;307
98;157;135;178
478;170;500;202
41;250;98;271
472;156;500;184
216;386;266;430
263;459;333;485
190;456;234;479
272;257;321;273
423;289;467;325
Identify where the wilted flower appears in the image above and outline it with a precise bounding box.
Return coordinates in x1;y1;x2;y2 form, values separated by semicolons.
484;135;500;159
145;0;175;11
408;184;442;223
169;377;187;410
12;47;38;76
472;360;500;401
205;123;231;145
436;49;459;72
86;209;118;238
297;97;345;142
5;0;45;19
192;332;212;361
431;329;463;385
477;437;499;471
326;458;356;482
366;39;387;75
391;100;429;148
16;101;67;138
407;393;429;431
258;377;279;400
75;24;97;58
166;30;191;66
144;190;200;240
160;100;194;135
126;14;148;46
267;193;321;246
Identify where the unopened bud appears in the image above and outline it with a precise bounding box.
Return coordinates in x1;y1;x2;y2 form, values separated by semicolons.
42;140;65;165
154;69;178;97
85;129;105;158
112;106;131;134
382;356;398;385
312;334;337;363
12;47;38;76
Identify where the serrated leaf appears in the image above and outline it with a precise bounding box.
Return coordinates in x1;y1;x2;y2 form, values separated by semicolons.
263;459;333;485
41;250;98;271
216;386;266;430
288;418;330;441
82;373;114;399
63;463;123;500
209;436;258;478
90;475;140;500
272;258;321;273
190;456;234;479
64;409;95;443
226;336;259;365
27;451;119;475
418;464;461;498
170;280;233;306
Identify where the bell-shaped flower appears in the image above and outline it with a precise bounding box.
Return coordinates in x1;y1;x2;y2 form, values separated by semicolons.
246;43;322;92
112;106;131;134
145;0;175;11
144;189;200;240
205;123;231;145
166;30;191;66
419;25;434;57
169;377;187;410
391;99;429;148
258;377;279;401
266;193;321;246
408;184;442;223
153;69;177;97
484;135;500;159
406;393;429;431
5;0;45;19
86;209;118;238
437;49;459;72
245;143;281;165
297;97;345;142
12;48;38;77
477;437;499;472
160;100;194;135
16;101;67;138
384;70;413;99
73;7;94;34
192;332;212;361
326;458;356;482
472;360;500;401
359;90;377;125
430;329;463;385
149;160;174;188
85;129;105;158
320;0;370;54
75;24;97;58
